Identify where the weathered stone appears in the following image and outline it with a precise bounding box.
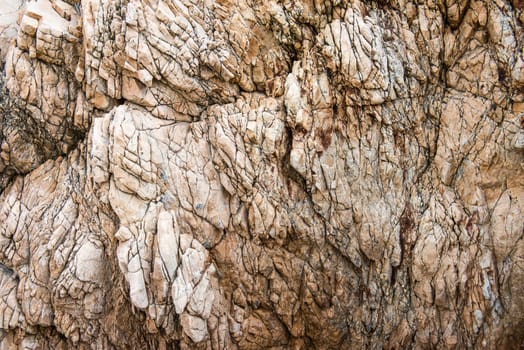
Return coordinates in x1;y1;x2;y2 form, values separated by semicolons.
0;0;523;348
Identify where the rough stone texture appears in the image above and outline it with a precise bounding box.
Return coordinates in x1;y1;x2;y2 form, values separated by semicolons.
0;0;523;348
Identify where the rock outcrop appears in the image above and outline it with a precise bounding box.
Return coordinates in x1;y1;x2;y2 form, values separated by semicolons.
0;0;523;348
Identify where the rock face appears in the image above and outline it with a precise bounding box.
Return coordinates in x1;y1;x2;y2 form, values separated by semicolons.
0;0;523;348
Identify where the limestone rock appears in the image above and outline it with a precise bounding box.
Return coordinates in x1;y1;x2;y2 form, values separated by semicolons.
0;0;523;348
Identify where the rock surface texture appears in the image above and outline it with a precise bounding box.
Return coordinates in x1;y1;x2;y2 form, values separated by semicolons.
0;0;523;348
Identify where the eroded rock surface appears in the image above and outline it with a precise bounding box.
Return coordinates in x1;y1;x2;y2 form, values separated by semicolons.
0;0;523;348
